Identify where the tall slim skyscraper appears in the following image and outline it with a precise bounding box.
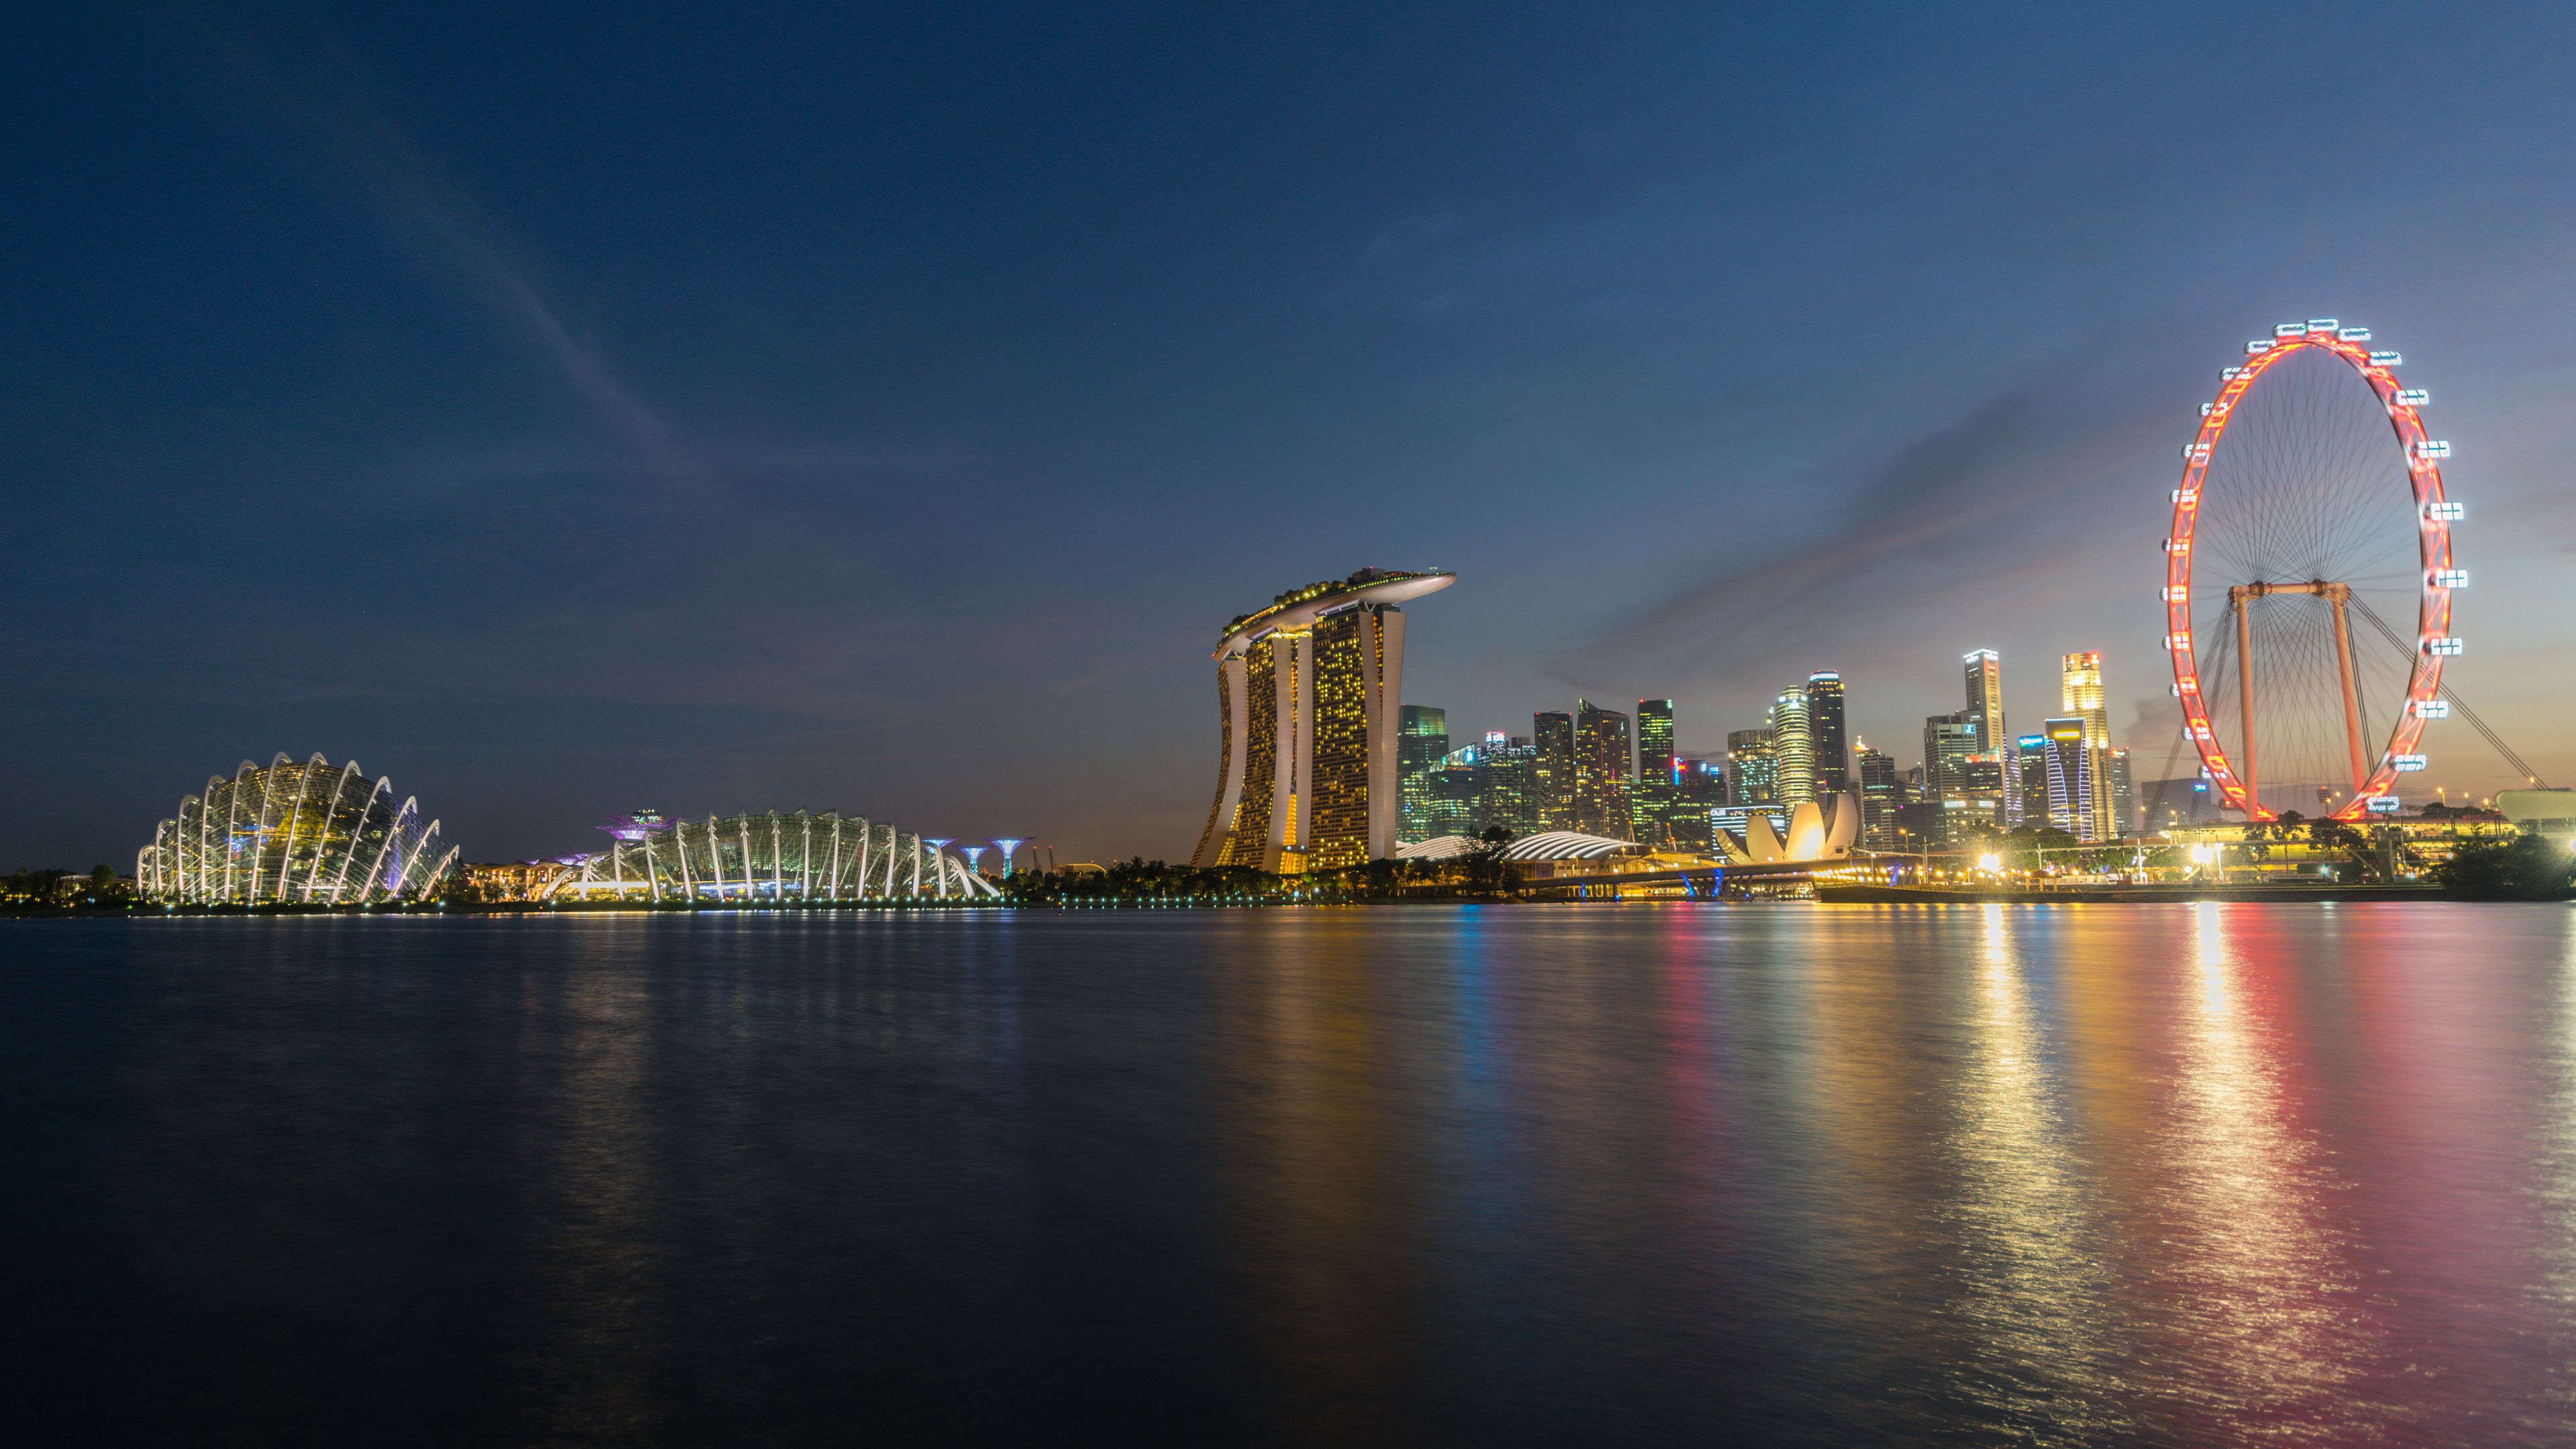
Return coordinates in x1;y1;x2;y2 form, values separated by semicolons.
1770;688;1815;807
2042;717;2096;841
1964;650;2005;759
1631;698;1679;845
1727;729;1777;806
2061;651;2110;841
1480;735;1541;837
1193;568;1456;872
1533;710;1576;831
1804;672;1849;796
1637;699;1676;785
1574;698;1634;837
1396;705;1449;845
2107;746;2136;839
1856;745;1903;851
2012;734;2048;830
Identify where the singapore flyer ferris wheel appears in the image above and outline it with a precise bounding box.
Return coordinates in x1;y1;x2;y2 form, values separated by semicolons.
2165;319;2459;823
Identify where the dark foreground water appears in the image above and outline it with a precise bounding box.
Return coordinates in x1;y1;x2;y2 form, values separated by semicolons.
7;905;2575;1446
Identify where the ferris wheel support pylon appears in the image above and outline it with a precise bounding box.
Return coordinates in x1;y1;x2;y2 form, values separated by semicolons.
2165;319;2459;822
2226;580;2371;799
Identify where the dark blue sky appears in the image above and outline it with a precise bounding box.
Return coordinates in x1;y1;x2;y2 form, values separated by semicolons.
8;1;2573;867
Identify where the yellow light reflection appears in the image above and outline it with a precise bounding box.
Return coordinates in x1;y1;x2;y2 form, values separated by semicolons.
2157;904;2371;1421
1943;904;2116;1422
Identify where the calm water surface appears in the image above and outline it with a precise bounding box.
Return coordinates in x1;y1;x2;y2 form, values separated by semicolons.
7;904;2575;1446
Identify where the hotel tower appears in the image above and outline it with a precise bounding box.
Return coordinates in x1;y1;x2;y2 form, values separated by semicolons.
1191;568;1457;872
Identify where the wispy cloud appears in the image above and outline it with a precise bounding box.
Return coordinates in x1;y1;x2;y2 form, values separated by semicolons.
1562;357;2153;682
197;17;690;479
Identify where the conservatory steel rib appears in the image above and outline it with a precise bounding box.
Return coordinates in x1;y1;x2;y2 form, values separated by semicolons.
551;810;1000;902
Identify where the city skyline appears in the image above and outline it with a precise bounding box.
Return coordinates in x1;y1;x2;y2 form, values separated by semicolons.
7;4;2575;869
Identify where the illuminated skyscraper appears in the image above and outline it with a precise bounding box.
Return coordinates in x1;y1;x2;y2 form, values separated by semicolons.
1637;699;1675;785
1630;698;1678;844
1397;704;1449;844
1667;757;1722;849
1856;745;1903;851
1480;735;1542;837
1427;762;1480;840
2107;746;2136;839
1534;710;1576;830
1951;757;2008;844
1193;568;1456;872
1923;711;1983;801
2061;651;2111;841
1964;649;2005;759
1727;729;1777;806
1770;688;1815;807
1805;672;1849;796
1574;699;1634;837
2042;717;2096;841
2012;735;2047;830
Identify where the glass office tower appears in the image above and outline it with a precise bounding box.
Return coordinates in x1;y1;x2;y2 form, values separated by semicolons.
1637;699;1676;785
1727;729;1777;806
2043;717;2097;841
1804;672;1848;796
1574;699;1635;837
2060;651;2111;843
1964;650;2006;765
1396;704;1449;845
1533;711;1576;831
1770;688;1815;807
1856;745;1904;851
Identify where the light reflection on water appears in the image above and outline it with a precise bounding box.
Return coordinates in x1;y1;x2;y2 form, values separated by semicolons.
7;904;2576;1446
2156;904;2375;1437
1936;905;2119;1438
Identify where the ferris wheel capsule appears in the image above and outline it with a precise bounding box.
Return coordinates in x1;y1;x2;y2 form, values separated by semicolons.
2339;327;2372;341
2369;350;2402;366
2396;388;2429;405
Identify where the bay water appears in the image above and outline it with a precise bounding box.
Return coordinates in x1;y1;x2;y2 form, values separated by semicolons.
7;904;2574;1445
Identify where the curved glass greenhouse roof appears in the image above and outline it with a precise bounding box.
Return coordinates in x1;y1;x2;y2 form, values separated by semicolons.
551;810;1000;902
138;753;455;905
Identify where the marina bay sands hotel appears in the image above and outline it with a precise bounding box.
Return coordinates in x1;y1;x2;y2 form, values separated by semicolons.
1191;568;1456;873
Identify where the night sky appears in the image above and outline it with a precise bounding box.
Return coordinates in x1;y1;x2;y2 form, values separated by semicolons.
8;2;2574;869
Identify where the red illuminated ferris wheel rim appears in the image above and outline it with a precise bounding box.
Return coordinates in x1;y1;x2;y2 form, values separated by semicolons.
2163;325;2456;823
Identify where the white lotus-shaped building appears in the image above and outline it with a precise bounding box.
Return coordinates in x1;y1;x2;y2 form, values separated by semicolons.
550;810;1000;902
138;753;457;904
1720;794;1860;864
